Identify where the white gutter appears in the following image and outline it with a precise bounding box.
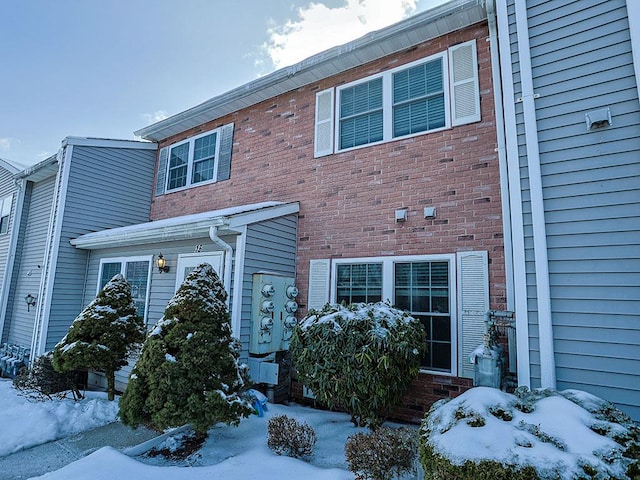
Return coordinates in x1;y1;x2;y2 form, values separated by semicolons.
209;226;233;304
0;179;26;341
513;0;556;389
32;145;71;356
494;0;531;387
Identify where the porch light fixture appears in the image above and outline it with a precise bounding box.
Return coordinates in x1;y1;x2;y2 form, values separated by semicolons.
25;294;37;311
156;254;170;273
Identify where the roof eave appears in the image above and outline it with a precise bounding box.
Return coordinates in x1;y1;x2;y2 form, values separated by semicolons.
134;0;486;142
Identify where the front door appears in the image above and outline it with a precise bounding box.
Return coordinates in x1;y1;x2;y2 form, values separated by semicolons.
174;252;224;290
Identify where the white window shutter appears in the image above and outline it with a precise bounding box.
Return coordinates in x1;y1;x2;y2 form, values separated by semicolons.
155;147;169;196
449;40;480;126
314;88;334;158
457;250;489;379
308;259;330;311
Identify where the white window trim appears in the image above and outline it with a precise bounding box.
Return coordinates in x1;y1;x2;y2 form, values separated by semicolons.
334;51;451;154
97;255;152;323
165;127;222;193
0;193;12;235
330;254;458;376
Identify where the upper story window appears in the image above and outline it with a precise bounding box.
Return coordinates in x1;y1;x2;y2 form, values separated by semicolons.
314;40;479;157
155;122;235;196
0;194;12;235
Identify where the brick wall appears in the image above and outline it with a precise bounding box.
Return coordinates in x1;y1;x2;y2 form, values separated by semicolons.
151;21;505;416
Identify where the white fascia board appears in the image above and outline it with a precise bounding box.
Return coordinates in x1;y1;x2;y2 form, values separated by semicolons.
134;0;486;142
62;137;158;150
70;201;299;250
14;155;58;181
0;157;21;174
626;0;640;95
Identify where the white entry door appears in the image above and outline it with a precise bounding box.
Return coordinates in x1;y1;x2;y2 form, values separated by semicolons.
175;252;225;291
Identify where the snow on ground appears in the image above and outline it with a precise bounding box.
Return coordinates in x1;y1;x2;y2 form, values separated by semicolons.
0;378;368;479
0;379;118;458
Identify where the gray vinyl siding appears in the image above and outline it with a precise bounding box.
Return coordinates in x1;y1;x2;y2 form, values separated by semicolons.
3;176;56;347
507;0;640;418
0;167;18;289
44;145;156;351
240;215;298;361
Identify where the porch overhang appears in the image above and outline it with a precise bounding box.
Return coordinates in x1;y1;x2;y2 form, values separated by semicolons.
70;201;299;250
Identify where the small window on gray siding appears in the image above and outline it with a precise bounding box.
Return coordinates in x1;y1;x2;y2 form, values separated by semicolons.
0;194;13;235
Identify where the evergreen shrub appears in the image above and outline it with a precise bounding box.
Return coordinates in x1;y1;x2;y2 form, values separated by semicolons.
52;274;145;401
118;264;253;438
290;302;425;428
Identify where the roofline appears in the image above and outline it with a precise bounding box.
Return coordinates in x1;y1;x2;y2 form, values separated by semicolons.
134;0;486;142
0;157;22;175
62;136;158;150
14;154;59;181
70;201;300;249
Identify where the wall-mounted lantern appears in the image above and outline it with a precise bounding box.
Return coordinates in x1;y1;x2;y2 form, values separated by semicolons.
156;254;170;273
25;294;37;312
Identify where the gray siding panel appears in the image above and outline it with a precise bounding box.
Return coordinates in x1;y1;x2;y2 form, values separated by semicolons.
4;176;56;347
507;0;640;418
45;145;157;351
239;215;298;361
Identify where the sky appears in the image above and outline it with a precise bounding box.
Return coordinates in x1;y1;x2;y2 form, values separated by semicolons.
0;0;447;168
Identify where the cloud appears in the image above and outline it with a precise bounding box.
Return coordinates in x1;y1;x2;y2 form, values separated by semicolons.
261;0;419;69
142;110;169;124
0;138;13;151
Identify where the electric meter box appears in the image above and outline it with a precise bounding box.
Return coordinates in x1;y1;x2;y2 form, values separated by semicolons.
250;273;298;354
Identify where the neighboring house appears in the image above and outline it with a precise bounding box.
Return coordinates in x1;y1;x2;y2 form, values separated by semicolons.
70;0;502;421
0;158;21;300
493;0;640;419
0;138;157;360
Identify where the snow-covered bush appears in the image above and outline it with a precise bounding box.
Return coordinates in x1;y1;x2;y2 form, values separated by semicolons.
118;264;253;439
52;274;145;401
420;386;640;480
290;302;425;428
267;414;317;458
345;426;417;480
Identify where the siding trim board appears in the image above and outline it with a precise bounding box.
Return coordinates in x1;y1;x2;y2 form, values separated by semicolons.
626;0;640;93
513;0;556;390
32;146;69;357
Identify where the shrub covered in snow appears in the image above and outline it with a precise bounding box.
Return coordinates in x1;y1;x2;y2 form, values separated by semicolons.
267;414;317;458
118;264;253;438
52;274;145;401
344;426;417;480
420;386;640;480
290;302;425;428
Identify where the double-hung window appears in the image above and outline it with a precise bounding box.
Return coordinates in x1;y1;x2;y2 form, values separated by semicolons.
155;122;235;196
308;251;489;378
167;129;219;191
0;194;12;234
313;40;479;157
98;257;151;322
331;255;456;373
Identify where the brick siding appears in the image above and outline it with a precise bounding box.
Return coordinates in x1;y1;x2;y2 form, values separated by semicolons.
151;21;505;417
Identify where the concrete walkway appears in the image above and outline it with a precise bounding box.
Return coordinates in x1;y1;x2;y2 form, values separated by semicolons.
0;422;158;480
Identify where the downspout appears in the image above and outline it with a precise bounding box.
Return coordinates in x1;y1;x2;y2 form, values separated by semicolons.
512;0;556;389
493;0;531;387
486;0;517;375
209;226;233;302
486;0;514;310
